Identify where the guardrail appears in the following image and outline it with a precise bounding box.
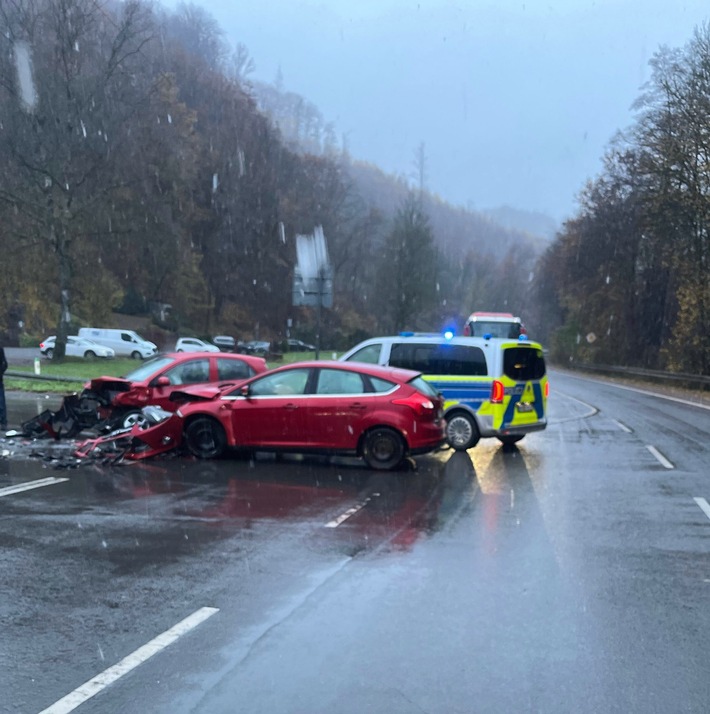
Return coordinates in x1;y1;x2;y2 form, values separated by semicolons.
572;363;710;390
5;369;86;384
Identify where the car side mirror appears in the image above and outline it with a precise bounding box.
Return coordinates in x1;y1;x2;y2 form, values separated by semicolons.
240;384;251;397
154;376;171;387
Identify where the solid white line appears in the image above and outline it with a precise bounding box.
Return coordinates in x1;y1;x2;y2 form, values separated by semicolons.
0;477;69;498
612;419;633;433
560;371;710;411
325;494;378;528
39;607;219;714
645;445;674;470
693;497;710;522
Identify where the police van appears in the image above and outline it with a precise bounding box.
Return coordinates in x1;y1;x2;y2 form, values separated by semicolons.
339;333;548;450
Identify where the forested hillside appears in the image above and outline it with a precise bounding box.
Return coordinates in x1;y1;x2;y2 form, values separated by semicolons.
0;0;544;356
533;25;710;375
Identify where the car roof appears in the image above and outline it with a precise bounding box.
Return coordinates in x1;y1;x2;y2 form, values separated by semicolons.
346;335;542;348
265;359;421;383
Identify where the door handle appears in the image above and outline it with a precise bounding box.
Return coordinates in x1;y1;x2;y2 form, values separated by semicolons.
283;403;298;410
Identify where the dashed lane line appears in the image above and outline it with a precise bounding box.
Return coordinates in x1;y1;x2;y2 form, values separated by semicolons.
325;493;380;528
694;497;710;522
38;607;219;714
0;477;69;498
645;445;674;470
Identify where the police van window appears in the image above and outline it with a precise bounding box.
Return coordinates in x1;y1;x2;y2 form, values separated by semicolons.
344;344;381;364
503;347;546;381
390;343;487;376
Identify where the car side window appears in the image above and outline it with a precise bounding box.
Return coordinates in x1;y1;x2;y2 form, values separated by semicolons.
249;369;310;396
316;369;365;395
344;344;381;364
164;358;210;385
390;343;488;376
217;358;251;381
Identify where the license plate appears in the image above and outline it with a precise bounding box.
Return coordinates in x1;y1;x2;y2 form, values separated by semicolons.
516;402;534;413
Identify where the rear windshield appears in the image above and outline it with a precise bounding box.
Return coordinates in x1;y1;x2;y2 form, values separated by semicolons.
503;347;546;381
389;342;488;376
408;376;440;399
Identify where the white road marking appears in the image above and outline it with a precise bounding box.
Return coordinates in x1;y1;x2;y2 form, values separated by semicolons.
612;419;632;433
0;477;69;498
693;497;710;522
38;607;219;714
325;493;379;528
562;372;710;411
548;391;598;424
645;445;674;469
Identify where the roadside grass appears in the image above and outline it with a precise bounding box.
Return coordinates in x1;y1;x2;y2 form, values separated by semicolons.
6;351;337;393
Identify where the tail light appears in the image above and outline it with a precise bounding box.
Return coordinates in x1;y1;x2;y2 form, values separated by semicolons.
39;342;45;349
491;380;505;404
392;393;436;417
545;381;550;398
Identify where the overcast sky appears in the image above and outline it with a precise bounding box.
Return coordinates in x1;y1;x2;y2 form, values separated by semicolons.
172;0;710;223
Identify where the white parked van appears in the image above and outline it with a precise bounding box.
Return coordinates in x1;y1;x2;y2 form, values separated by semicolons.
78;328;157;359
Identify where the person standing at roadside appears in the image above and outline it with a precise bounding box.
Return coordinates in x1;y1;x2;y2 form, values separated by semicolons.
0;345;7;430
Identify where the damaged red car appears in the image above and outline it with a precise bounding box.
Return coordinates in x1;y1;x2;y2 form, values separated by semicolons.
120;361;446;470
84;351;268;429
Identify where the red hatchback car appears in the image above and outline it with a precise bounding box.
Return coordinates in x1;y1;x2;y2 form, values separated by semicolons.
174;360;446;470
84;351;268;428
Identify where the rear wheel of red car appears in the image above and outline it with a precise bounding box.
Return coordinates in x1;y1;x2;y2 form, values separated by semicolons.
361;427;406;471
185;417;227;459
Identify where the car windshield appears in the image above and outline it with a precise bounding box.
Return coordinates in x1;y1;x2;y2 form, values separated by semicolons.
123;356;175;381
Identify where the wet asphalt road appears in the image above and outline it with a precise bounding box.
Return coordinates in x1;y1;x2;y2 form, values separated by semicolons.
1;371;709;714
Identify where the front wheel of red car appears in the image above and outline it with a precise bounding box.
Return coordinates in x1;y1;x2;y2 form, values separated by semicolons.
185;417;227;459
361;427;406;471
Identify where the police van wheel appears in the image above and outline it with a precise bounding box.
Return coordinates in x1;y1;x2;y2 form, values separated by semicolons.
498;435;524;446
446;412;479;451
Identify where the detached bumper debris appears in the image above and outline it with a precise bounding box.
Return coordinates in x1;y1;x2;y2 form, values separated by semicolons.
6;390;185;465
74;406;183;461
20;393;102;440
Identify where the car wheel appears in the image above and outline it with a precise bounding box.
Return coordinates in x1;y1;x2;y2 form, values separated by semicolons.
498;435;524;446
185;417;227;459
84;350;96;360
361;427;406;470
131;351;142;359
445;411;480;451
121;411;149;429
45;348;54;360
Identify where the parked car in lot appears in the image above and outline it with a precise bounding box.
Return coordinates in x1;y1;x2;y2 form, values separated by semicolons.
78;327;157;359
212;335;236;352
287;338;316;351
243;340;270;355
175;337;220;353
84;351;268;428
40;335;115;360
169;360;446;470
